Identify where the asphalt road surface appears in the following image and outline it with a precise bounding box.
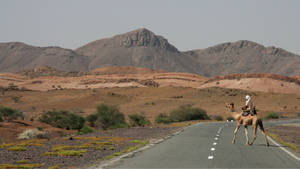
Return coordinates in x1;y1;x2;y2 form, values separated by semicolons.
103;119;300;169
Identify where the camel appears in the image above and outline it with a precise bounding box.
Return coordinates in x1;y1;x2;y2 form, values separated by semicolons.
225;103;269;146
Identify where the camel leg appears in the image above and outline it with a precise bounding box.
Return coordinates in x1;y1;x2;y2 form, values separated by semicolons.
257;119;270;146
244;126;249;145
249;124;257;145
261;130;270;146
232;124;241;144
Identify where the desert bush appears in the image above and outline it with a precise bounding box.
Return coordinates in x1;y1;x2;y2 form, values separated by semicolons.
39;110;85;130
11;96;21;103
0;105;24;122
169;105;209;122
86;114;98;127
155;113;171;124
212;115;223;121
37;127;43;131
264;112;279;119
79;125;94;134
87;104;127;130
128;113;151;127
226;116;235;121
18;129;45;139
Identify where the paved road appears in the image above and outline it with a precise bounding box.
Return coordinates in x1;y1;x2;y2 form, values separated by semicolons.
104;119;300;169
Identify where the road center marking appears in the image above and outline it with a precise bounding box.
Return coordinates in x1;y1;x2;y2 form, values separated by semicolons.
214;137;218;140
213;142;217;145
210;148;215;151
208;156;214;159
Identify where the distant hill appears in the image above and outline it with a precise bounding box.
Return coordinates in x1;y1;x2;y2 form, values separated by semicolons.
200;73;300;94
1;29;300;77
0;42;89;72
76;28;200;73
184;40;300;76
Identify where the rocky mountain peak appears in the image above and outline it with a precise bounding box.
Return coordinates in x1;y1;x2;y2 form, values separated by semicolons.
119;28;179;52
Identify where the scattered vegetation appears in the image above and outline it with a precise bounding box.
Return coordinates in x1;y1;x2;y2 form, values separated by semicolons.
268;133;298;151
131;140;149;146
156;105;209;124
0;163;43;169
226;116;235;121
18;129;46;139
8;146;27;151
264;112;279;119
79;125;94;134
212;115;223;121
87;104;127;130
169;105;209;122
128;113;151;127
155;113;172;124
48;164;62;169
11;96;21;103
44;149;88;156
51;145;90;152
0;105;24;122
39;110;85;130
106;152;123;160
16;160;31;164
144;102;155;105
86;114;98;127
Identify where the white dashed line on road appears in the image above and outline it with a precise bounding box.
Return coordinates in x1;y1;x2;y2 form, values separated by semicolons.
210;148;215;151
213;142;217;145
208;156;214;159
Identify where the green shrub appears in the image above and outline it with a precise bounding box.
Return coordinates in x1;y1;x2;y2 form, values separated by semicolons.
79;125;94;134
227;116;235;121
297;113;300;117
39;110;85;130
0;116;3;122
212;115;223;121
169;105;209;122
0;105;24;122
264;112;279;119
86;114;98;127
128;114;151;127
88;104;127;130
155;113;171;124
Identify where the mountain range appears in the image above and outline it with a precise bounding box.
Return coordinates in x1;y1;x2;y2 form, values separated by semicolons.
1;28;300;77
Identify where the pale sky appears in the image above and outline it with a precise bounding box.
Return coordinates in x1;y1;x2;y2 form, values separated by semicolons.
1;0;299;54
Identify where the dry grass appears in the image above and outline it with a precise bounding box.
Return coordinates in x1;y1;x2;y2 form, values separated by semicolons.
268;133;298;151
7;146;26;151
44;149;88;156
0;163;43;169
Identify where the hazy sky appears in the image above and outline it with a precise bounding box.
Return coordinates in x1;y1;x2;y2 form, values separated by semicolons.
1;0;299;54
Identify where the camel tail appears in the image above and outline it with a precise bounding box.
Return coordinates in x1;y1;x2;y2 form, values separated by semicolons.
258;119;265;132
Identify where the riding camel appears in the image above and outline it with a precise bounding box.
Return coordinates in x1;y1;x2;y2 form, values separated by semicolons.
225;103;269;146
